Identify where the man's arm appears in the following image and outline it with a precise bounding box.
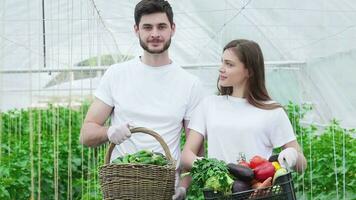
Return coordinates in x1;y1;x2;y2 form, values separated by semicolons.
80;98;113;147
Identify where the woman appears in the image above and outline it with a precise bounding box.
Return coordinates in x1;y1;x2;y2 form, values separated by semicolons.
181;39;307;173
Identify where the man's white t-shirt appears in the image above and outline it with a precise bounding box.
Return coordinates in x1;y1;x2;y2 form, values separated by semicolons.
95;57;204;162
188;95;296;163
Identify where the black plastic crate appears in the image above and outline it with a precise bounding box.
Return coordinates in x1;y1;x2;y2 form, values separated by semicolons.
203;172;296;200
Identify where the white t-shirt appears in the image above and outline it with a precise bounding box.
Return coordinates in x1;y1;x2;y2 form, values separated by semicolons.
188;95;296;163
95;57;204;162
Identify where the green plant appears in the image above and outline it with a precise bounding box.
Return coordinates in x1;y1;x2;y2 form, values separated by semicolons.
285;101;312;135
0;102;105;200
294;120;356;200
1;101;355;200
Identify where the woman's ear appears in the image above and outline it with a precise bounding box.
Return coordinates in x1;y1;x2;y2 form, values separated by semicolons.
248;69;253;77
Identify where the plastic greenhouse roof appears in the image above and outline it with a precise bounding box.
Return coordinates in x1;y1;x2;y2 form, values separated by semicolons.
1;0;356;128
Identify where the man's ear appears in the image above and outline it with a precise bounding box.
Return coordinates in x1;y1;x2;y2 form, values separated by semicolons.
171;22;176;37
134;24;139;37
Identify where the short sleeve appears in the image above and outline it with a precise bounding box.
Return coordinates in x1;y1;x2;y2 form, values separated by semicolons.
183;79;206;120
94;68;114;107
269;108;296;148
187;97;210;138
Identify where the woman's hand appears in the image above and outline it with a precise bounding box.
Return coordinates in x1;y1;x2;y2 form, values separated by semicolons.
278;147;298;169
281;140;307;172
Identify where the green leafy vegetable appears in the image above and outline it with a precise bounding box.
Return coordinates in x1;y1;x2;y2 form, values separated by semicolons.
187;158;233;199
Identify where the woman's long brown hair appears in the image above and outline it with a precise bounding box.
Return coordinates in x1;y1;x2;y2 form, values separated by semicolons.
218;39;281;110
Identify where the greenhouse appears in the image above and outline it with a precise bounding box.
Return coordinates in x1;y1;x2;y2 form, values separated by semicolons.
1;0;355;199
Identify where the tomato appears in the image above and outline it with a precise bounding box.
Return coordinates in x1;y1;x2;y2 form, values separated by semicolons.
249;155;267;169
238;160;250;168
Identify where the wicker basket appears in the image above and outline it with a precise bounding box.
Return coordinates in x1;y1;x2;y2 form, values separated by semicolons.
99;127;176;200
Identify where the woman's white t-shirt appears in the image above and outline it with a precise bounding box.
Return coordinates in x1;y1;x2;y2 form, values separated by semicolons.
188;95;296;163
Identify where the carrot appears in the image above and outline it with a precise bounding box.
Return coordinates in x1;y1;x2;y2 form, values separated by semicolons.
258;177;272;188
251;181;262;189
249;177;272;198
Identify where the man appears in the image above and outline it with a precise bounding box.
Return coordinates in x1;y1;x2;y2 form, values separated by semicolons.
80;0;203;199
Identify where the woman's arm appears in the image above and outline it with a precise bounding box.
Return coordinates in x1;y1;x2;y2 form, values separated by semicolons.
176;129;205;193
181;130;205;171
183;120;205;157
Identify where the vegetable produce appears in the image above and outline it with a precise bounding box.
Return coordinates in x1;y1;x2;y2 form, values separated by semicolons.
249;177;273;198
253;162;275;182
252;177;272;189
227;163;254;182
205;173;234;193
232;180;252;193
238;160;250;168
249;155;268;169
189;158;234;197
273;168;288;184
268;154;279;162
271;161;281;170
251;180;262;189
112;150;169;166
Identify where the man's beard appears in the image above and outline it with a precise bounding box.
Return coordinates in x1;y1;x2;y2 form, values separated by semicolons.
139;37;171;54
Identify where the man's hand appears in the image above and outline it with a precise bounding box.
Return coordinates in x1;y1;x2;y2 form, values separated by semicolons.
278;147;298;169
107;123;131;144
172;187;186;200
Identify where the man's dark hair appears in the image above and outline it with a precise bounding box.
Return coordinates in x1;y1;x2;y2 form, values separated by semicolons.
134;0;174;26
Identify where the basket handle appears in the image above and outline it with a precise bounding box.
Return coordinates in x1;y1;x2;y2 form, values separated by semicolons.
104;127;174;164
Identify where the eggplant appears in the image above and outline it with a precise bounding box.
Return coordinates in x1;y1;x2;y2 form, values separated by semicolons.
232;180;252;193
227;163;254;182
268;154;279;162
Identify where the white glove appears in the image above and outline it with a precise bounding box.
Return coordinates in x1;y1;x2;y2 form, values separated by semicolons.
192;156;203;166
278;147;298;170
195;156;204;161
107;123;131;144
172;186;186;200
